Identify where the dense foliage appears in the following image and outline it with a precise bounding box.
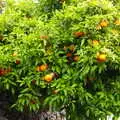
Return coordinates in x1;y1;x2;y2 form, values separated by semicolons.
0;0;120;119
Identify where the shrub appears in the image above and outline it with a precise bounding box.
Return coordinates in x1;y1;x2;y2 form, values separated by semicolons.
0;0;120;119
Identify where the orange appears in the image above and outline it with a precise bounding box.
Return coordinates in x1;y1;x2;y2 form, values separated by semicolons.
73;32;85;38
15;60;20;64
0;69;5;76
97;53;107;62
73;55;80;62
92;40;99;46
0;68;11;76
99;20;109;27
36;64;48;72
66;53;72;57
39;64;48;71
44;73;54;82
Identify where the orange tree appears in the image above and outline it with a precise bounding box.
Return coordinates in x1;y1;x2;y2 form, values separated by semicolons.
0;0;120;119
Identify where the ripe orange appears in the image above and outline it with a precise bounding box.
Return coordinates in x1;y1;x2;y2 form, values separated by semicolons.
0;68;11;76
66;53;72;57
99;20;109;27
36;64;48;72
114;19;120;25
44;73;54;82
0;69;5;76
92;40;99;46
73;55;80;62
15;60;20;65
39;64;48;71
96;53;107;62
73;32;85;38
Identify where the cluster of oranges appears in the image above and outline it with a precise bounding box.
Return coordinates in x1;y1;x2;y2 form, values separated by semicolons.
36;64;58;83
64;44;80;63
91;40;107;62
0;52;21;76
64;29;107;63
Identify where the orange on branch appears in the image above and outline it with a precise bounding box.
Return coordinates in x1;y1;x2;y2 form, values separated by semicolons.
73;55;80;62
96;53;107;62
92;40;99;46
99;20;109;27
73;31;85;38
66;53;72;57
44;73;54;82
15;60;21;65
39;64;48;71
36;64;48;72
